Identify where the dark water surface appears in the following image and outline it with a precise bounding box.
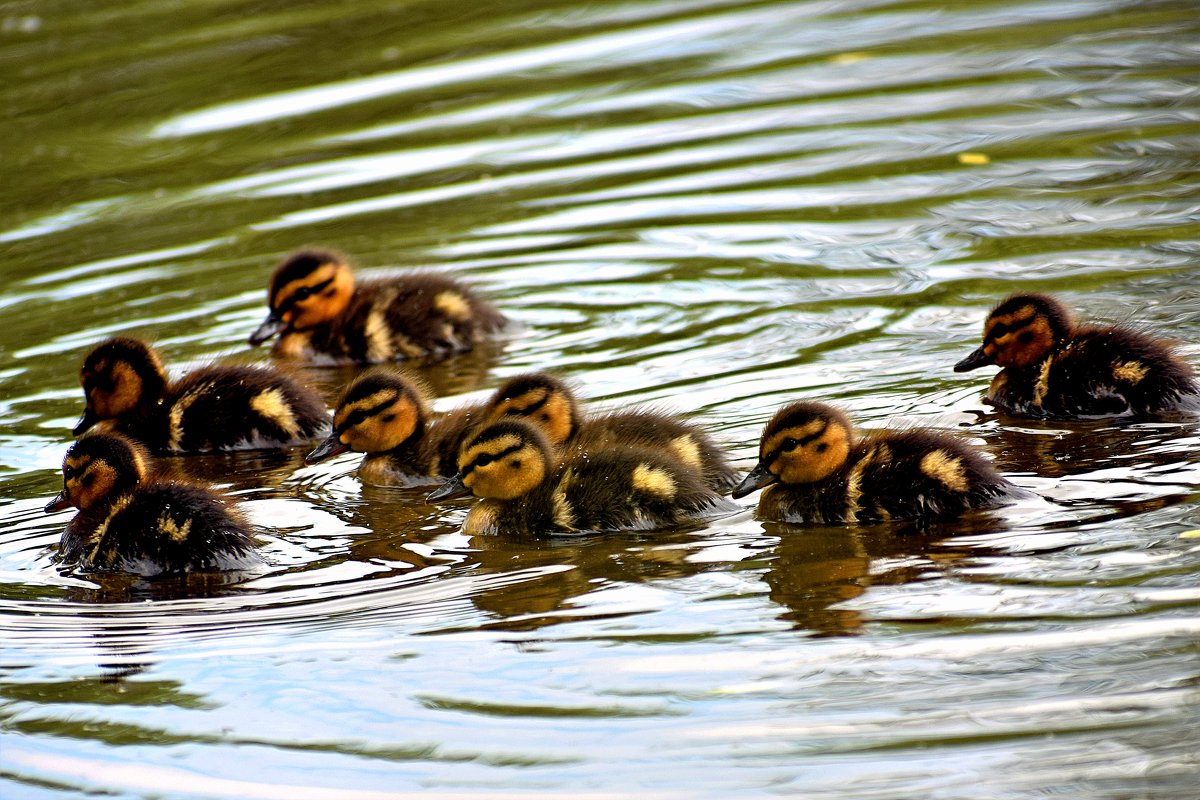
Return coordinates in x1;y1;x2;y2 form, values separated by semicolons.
3;0;1199;796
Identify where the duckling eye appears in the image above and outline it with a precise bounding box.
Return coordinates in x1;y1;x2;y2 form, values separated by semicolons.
63;466;76;479
1018;331;1034;344
475;453;494;467
783;438;800;451
294;286;313;300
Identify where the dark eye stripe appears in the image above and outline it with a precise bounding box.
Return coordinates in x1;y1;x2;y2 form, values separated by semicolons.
463;443;522;475
276;277;334;314
765;425;826;463
339;397;397;432
506;394;549;416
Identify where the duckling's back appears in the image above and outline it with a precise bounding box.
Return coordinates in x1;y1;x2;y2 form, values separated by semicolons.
311;275;505;363
763;430;1010;524
574;410;738;491
519;445;725;534
64;482;261;576
990;326;1197;417
161;365;327;452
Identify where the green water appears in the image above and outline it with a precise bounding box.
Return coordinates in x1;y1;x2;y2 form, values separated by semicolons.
2;0;1199;796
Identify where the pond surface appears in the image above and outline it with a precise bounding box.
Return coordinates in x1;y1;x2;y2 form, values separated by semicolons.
2;0;1200;796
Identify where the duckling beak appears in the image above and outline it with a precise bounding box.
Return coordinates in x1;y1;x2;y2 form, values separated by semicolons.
249;313;285;346
44;490;71;513
731;462;777;499
954;346;993;372
305;433;349;464
72;408;99;437
427;473;470;503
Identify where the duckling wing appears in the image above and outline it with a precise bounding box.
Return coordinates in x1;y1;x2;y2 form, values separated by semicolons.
165;366;326;452
82;484;260;576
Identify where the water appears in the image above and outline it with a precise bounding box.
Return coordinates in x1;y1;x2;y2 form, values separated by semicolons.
3;0;1199;796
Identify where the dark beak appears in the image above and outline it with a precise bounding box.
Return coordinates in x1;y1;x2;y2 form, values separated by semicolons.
72;408;99;437
305;432;349;464
731;462;778;500
249;313;285;346
45;490;71;513
954;346;993;372
427;473;471;503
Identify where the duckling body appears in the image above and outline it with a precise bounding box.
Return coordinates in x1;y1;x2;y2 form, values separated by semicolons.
45;432;261;576
249;249;505;364
305;367;484;486
955;293;1197;418
486;372;738;491
428;418;727;536
733;401;1012;525
75;337;327;453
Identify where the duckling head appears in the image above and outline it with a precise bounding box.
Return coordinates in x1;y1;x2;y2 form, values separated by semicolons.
306;367;428;463
45;432;148;512
955;293;1072;372
485;372;580;446
74;337;168;436
250;249;356;345
427;418;551;502
731;401;852;499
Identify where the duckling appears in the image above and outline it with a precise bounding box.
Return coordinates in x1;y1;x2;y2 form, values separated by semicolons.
44;432;262;575
304;367;484;486
732;401;1013;524
485;372;738;491
248;248;506;364
954;293;1198;418
427;418;729;536
74;337;328;453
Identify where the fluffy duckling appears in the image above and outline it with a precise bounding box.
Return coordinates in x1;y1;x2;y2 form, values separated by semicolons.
44;432;262;575
485;372;738;491
427;418;728;536
955;293;1197;417
248;248;506;364
74;337;327;453
732;401;1012;524
305;367;483;486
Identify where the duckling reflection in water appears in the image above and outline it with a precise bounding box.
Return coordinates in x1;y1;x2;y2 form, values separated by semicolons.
75;337;327;453
486;372;739;491
955;293;1198;418
427;418;733;536
305;367;484;487
45;432;262;576
248;248;506;364
732;401;1015;524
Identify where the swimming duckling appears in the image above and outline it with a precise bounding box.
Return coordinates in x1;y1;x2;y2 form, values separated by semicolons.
732;401;1013;524
248;248;506;364
427;418;728;536
305;367;483;486
44;432;262;575
485;372;738;491
74;337;328;453
955;293;1198;418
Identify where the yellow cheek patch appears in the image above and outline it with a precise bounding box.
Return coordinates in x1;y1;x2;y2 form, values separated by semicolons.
158;515;193;542
632;463;677;499
668;434;702;471
920;450;969;493
434;291;471;321
250;387;302;439
1113;360;1149;384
